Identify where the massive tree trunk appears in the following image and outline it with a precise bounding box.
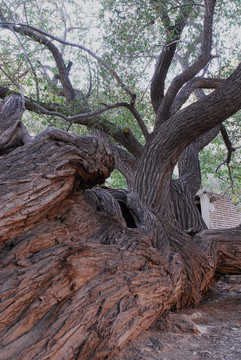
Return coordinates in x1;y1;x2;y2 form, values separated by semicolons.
0;95;241;360
134;63;241;223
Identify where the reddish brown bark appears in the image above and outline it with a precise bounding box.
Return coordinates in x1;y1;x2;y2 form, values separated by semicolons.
0;2;241;358
0;95;241;360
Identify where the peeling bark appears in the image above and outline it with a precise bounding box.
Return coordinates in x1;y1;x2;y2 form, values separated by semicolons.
0;186;240;360
0;95;241;360
0;96;114;243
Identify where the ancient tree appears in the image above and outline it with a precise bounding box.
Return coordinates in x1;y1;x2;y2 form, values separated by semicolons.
0;0;241;359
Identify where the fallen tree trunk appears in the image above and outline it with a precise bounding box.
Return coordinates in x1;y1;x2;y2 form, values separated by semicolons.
0;96;241;360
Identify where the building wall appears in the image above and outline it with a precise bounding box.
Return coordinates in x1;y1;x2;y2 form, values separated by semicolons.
199;191;241;229
199;193;212;228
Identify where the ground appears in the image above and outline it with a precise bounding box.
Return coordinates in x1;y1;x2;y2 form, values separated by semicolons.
114;275;241;360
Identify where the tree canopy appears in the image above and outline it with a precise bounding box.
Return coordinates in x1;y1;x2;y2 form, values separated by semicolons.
0;0;240;202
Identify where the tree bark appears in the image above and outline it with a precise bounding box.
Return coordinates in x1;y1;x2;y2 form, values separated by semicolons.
134;63;241;219
0;95;241;360
0;95;31;155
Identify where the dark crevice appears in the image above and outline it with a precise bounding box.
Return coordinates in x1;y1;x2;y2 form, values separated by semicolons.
195;195;201;214
118;200;137;228
0;139;24;156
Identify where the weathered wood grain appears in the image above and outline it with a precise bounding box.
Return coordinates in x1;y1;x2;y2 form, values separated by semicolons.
0;123;114;244
1;188;240;360
0;95;241;360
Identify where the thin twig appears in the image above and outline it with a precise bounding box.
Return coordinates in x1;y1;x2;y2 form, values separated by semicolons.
0;66;24;99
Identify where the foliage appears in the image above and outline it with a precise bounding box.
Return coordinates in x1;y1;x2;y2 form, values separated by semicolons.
105;169;127;188
200;112;241;206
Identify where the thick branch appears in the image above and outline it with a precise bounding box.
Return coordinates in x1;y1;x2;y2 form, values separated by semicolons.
0;127;114;243
159;62;241;158
0;185;240;359
25;100;143;158
195;124;221;152
151;1;194;113
124;104;149;139
177;143;201;196
220;124;235;164
170;77;224;116
0;95;31;155
110;144;137;189
135;62;241;217
0;96;241;358
0;90;143;158
156;0;216;123
195;227;241;275
177;124;222;192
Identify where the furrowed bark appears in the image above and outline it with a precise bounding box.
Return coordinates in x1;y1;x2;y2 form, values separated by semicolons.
110;144;137;189
0;187;240;360
171;180;207;232
170;77;224;116
155;0;216;124
0;96;114;243
151;0;194;113
0;129;114;243
135;62;241;218
0;95;241;360
178;143;201;196
194;227;241;276
171;125;221;232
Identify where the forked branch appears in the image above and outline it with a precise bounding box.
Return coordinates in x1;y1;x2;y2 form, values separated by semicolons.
155;0;216;124
151;0;195;113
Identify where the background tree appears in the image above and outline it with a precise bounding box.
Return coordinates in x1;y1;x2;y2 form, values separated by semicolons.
0;0;241;359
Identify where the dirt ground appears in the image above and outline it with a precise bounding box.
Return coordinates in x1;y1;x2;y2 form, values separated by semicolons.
115;275;241;360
